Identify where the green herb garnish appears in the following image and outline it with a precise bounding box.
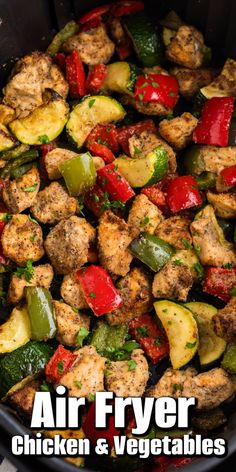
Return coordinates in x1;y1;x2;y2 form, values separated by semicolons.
15;260;34;282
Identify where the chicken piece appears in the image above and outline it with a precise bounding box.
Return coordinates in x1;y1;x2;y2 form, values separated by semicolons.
166;26;204;69
54;300;90;346
152;261;193;301
45;216;95;274
8;263;53;304
43;148;78;180
159;113;198;150
122;94;172;117
155;216;192;250
128;194;163;235
2;167;40;214
31;182;77;225
98;210;138;277
203;58;236;98
147;367;235;409
171;67;215;99
63;24;115;66
190;205;236;267
0;104;15;125
206;191;236;219
7;379;42;417
105;349;149;397
107;267;153;325
61;273;89;310
2;214;44;266
200;146;236;175
3;52;68;118
60;345;106;399
213;297;236;341
128;130;177;172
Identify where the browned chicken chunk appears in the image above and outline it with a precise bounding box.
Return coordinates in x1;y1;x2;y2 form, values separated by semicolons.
152;261;193;301
44;148;79;180
7;379;42;417
159;113;198;150
8;263;53;304
2;214;44;265
171;67;215;99
213;297;236;341
54;300;90;346
31;182;77;224
122;94;172;117
128;194;163;235
0;104;15;125
3;167;40;214
200;146;236;175
155;216;192;250
206;191;236;219
61;272;89;310
166;26;204;69
45;216;95;274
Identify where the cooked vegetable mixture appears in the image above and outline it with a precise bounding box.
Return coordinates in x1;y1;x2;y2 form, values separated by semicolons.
0;2;236;471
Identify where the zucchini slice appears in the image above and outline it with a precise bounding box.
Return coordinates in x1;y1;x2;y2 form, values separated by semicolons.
154;300;199;369
123;12;163;67
103;62;139;95
0;123;16;152
9;95;69;145
221;343;236;373
115;146;168;188
67;95;126;149
0;306;31;354
185;302;226;367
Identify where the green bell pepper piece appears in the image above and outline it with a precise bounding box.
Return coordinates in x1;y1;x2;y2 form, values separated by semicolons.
26;287;56;341
59;152;96;196
182;145;205;175
195;172;216;190
130;233;175;272
46;21;79;56
90;321;128;358
221;343;236;373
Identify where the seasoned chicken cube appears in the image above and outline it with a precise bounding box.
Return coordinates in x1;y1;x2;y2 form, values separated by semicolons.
128;130;177;172
190;205;236;267
3;167;40;214
213;297;236;341
122;94;172;117
61;272;89;310
8;263;53;304
0;104;15;125
2;214;44;266
207;191;236;219
159;113;198;150
128;194;163;235
105;349;149;397
98;210;138;277
7;379;42;417
54;300;90;346
155;216;192;250
60;346;106;399
31;182;77;225
203;58;236;98
63;24;115;65
44;148;79;180
152;261;193;301
166;26;204;69
45;216;95;274
3;52;68;118
147;367;235;409
171;67;215;99
200;146;236;175
107;267;153;325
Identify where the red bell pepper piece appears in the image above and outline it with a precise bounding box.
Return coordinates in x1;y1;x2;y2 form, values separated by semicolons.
111;1;144;17
86;64;108;94
80;17;102;32
134;74;179;109
117;119;156;154
220;164;236;186
0;220;6;264
193;97;234;147
77;265;123;316
66;51;86;98
87;142;115;163
166;175;202;213
45;345;76;384
141;185;167;210
40;141;57;158
54;52;66;71
129;313;169;364
84;185;106;217
83;401;120;450
97;163;135;202
79;4;112;24
116;40;133;60
86;124;119;153
152;456;192;472
203;267;236;302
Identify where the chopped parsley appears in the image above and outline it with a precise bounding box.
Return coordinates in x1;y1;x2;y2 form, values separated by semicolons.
72;306;78;313
88;393;95;401
223;263;234;269
134;145;142;155
173;259;183;266
185;341;197;349
127;360;137;371
167;320;172;325
172;383;183;393
137;326;149;338
93;194;100;202
2;214;11;222
88;99;96;108
138;93;144;101
162;308;168;313
101;191;125;212
28;215;39;225
193;262;204;279
181;238;193;250
78;201;85;216
102;177;107;186
152;81;159;88
122;341;140;352
74;381;83;389
29;234;36;242
23;183;38;193
169;92;175;97
89;291;96;298
39;135;50;144
76;326;90;347
15;260;34;282
230;286;236;296
154;336;163;346
41;381;51;392
140;216;150;227
57;360;64;375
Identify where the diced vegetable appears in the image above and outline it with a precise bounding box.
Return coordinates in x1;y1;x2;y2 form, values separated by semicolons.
77;265;123;316
221;343;236;373
193;97;234;147
0;220;6;264
111;1;144;17
0;149;39;179
90;320;128;356
0;144;29;161
195;172;217;190
166;176;202;213
66;51;86;98
79;4;112;24
141;185;166;209
134;74;179;109
54;52;66;70
130;233;175;272
203;267;236;302
185;302;226;367
45;344;76;384
97;163;135;202
87;142;116;163
26;287;56;341
0;307;31;354
0;124;16;152
103;62;138;95
86;64;108;94
154;301;199;369
84;185;106;217
40;140;57;157
47;21;79;56
83;401;120;449
182;145;205;176
115;146;169;188
129;313;169;363
117;119;156;154
66;96;126;149
220;164;236;186
59;152;96;196
86;123;119;163
0;341;53;398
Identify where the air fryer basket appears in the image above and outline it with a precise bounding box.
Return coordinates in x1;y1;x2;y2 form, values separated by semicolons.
0;1;236;471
